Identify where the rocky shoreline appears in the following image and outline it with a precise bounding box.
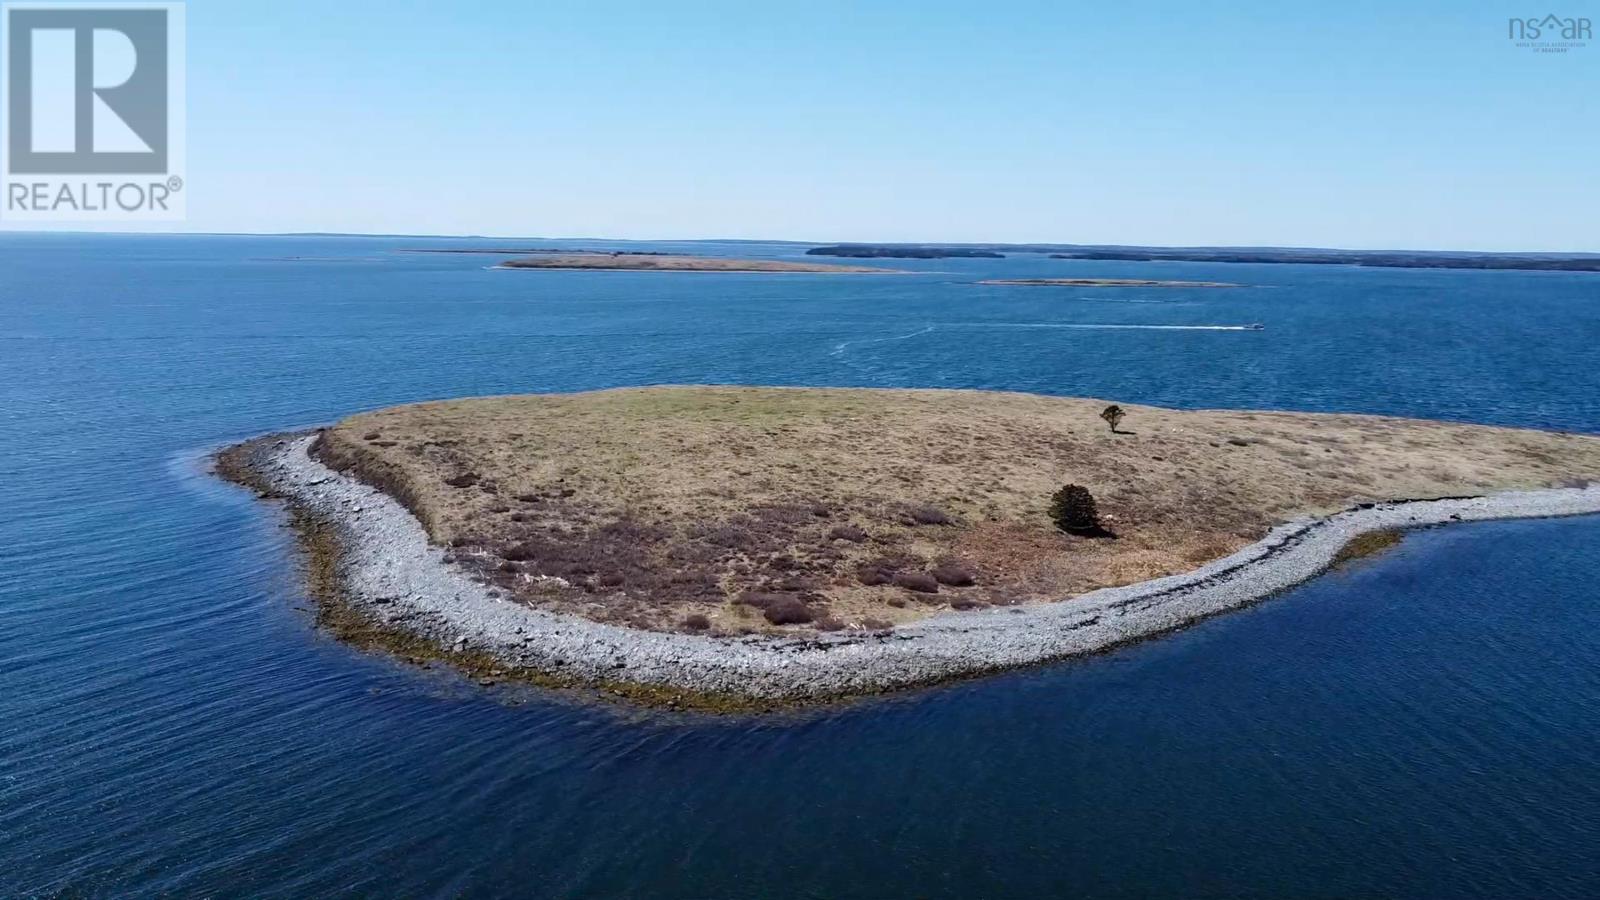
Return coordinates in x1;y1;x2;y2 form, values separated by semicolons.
222;432;1600;710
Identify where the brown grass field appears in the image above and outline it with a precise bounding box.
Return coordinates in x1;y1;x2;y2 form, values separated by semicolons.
499;254;899;274
315;387;1600;635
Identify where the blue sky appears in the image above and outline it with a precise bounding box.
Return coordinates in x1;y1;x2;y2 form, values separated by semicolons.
22;0;1600;249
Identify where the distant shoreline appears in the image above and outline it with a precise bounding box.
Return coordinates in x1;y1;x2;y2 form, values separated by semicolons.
496;253;902;274
791;242;1600;273
800;243;1600;273
1044;250;1600;273
807;244;1004;259
402;247;672;256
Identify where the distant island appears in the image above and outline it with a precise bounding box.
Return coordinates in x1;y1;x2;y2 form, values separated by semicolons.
981;278;1239;288
404;242;1600;273
1047;249;1600;272
807;245;1005;259
219;386;1600;708
404;247;670;256
497;253;901;274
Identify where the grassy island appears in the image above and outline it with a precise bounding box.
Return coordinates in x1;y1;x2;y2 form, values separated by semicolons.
309;387;1600;637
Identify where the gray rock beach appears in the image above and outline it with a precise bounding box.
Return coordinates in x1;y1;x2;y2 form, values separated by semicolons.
234;433;1600;706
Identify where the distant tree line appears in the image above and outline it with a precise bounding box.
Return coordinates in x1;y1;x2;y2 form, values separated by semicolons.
1048;250;1600;272
807;245;1005;259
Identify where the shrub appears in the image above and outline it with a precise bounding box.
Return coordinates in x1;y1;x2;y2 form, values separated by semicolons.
857;567;893;586
894;572;940;594
683;614;711;631
861;618;893;631
1049;484;1101;534
763;598;816;625
443;472;480;488
773;577;818;592
813;617;845;631
751;503;818;525
500;543;536;562
905;505;952;526
694;513;797;556
931;565;976;586
829;524;868;543
598;517;671;543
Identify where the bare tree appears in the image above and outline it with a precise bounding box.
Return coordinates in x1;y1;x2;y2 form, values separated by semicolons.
1100;404;1126;434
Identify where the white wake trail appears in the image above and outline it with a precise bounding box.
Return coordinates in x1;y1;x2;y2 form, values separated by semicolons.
830;323;936;356
947;322;1261;332
829;321;1259;358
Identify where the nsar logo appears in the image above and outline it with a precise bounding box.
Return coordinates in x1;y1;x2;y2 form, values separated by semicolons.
1507;13;1592;53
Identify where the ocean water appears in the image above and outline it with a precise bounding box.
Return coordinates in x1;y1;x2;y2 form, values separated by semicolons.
2;233;1599;898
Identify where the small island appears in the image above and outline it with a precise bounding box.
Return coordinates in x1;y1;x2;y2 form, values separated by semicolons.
1047;249;1600;272
403;247;672;256
220;387;1600;708
807;245;1005;259
981;277;1239;288
498;253;900;274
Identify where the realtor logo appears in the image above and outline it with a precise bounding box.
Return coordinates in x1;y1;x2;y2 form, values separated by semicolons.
2;2;185;220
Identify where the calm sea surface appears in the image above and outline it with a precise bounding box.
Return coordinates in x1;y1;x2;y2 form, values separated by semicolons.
3;234;1599;898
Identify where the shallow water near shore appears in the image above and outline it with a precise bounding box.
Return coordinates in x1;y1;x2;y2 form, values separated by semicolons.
4;234;1600;897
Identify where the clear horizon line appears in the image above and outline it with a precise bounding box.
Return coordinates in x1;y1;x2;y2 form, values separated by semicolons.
0;228;1596;257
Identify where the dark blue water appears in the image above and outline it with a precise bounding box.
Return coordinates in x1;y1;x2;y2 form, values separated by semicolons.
3;234;1599;898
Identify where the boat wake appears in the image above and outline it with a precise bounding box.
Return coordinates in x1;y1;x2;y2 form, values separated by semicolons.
830;324;935;356
1062;296;1194;305
829;321;1261;356
951;322;1263;331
